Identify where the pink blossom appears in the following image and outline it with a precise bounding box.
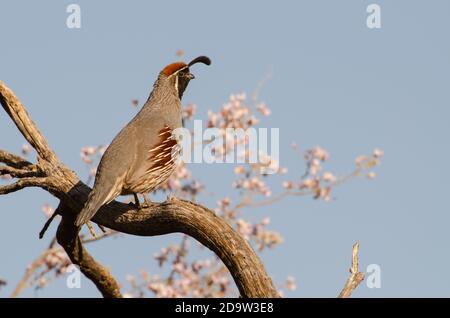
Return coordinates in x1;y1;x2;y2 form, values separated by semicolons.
256;103;271;116
286;276;297;291
42;204;54;218
282;181;294;190
373;148;384;158
217;197;231;209
236;219;252;239
322;172;337;183
367;171;376;179
183;103;197;120
233;166;246;175
355;155;369;166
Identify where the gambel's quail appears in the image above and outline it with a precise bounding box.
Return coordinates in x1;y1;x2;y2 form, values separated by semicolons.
75;56;211;226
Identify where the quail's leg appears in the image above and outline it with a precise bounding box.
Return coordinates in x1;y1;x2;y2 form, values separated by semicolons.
86;221;97;238
143;193;152;206
133;193;141;209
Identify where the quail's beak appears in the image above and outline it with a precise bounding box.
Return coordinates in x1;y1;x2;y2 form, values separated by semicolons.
186;72;195;80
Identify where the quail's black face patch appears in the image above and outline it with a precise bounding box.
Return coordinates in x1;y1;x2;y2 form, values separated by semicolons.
168;56;210;100
176;68;193;100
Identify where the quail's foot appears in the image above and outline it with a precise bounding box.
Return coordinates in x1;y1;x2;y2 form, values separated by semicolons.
143;194;152;207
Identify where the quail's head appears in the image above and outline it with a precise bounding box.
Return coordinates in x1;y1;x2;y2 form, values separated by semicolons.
160;56;211;99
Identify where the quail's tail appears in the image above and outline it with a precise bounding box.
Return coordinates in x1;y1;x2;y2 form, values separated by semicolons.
75;189;108;226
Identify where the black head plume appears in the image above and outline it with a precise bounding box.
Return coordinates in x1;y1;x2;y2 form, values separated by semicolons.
188;56;211;67
174;56;211;101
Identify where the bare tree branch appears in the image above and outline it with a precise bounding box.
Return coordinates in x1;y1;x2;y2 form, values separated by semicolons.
0;81;279;298
0;177;51;195
0;164;41;178
55;210;123;298
0;149;33;169
0;81;58;164
338;242;365;298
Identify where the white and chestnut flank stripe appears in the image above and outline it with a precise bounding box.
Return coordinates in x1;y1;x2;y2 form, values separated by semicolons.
128;126;180;194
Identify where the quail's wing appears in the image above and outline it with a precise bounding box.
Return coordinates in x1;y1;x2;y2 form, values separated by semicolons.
92;123;138;202
123;122;180;192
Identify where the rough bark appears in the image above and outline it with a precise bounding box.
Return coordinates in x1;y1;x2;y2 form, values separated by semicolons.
338;242;365;298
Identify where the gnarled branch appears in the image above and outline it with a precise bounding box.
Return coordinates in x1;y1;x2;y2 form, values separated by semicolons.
0;80;279;298
0;177;50;195
0;164;41;178
0;150;33;168
0;82;58;164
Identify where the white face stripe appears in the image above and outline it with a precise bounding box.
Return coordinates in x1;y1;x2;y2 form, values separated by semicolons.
168;65;189;78
168;65;189;94
174;75;179;93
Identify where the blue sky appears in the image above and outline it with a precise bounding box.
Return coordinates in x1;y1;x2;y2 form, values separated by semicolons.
1;0;450;297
